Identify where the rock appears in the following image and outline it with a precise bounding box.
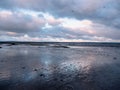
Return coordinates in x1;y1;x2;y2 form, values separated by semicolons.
113;57;117;60
40;74;45;77
21;66;26;69
11;43;17;45
34;68;38;71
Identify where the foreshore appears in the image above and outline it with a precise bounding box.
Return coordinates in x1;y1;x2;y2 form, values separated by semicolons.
0;43;120;90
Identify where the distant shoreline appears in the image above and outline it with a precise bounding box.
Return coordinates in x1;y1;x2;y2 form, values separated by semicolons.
0;42;120;47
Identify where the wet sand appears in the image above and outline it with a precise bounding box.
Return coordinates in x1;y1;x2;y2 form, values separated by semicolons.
0;44;120;90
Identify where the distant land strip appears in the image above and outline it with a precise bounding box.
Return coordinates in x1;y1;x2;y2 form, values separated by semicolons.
0;42;120;47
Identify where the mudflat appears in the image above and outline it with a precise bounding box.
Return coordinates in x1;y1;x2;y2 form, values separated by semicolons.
0;43;120;90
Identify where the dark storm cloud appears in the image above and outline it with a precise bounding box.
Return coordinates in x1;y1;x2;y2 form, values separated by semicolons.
50;0;120;29
0;0;119;29
0;0;119;17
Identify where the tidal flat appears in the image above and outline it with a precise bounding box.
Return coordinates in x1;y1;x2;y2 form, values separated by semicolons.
0;43;120;90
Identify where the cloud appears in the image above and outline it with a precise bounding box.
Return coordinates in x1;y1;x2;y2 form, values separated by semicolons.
0;10;45;33
0;10;119;42
0;34;119;42
58;18;120;40
1;0;119;28
0;0;119;42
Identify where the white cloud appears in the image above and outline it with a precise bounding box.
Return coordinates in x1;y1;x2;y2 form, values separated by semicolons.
59;18;94;34
42;23;53;29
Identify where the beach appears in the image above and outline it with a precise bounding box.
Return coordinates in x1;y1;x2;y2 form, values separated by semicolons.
0;43;120;90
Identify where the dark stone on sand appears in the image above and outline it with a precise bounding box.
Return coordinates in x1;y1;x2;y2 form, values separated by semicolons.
34;68;38;71
21;67;26;69
113;57;117;60
12;43;16;45
40;74;45;77
60;79;64;82
11;43;18;45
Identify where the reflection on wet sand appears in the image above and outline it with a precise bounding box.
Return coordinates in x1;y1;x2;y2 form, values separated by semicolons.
0;45;120;90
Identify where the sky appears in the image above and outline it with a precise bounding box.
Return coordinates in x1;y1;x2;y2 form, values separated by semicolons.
0;0;120;42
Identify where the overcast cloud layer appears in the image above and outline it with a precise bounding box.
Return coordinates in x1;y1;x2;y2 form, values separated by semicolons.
0;0;120;42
